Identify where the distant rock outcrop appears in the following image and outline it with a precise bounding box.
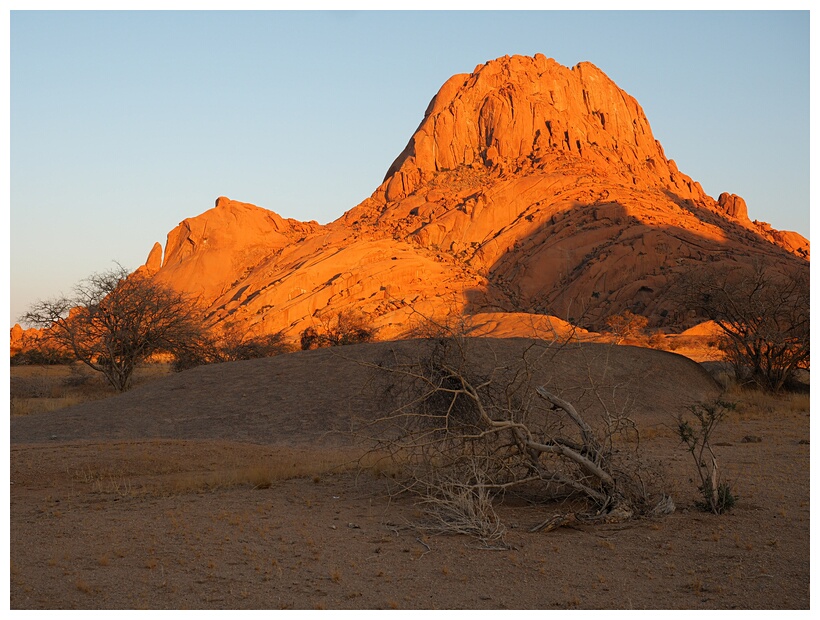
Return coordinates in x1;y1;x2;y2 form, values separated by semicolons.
717;192;749;221
150;196;321;304
10;323;25;356
10;323;44;358
114;55;810;343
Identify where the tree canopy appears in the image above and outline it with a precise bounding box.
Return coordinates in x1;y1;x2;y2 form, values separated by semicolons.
22;265;205;391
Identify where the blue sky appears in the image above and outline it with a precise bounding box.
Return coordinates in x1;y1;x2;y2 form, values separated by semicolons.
8;10;811;326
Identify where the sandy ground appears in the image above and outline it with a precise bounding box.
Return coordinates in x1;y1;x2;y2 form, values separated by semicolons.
9;340;811;609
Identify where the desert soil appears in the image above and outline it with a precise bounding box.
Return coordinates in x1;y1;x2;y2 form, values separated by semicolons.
9;340;810;609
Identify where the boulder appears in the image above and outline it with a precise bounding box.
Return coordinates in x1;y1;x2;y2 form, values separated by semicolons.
717;192;749;221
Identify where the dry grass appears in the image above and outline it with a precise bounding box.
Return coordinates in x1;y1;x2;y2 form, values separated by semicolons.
11;396;93;416
640;424;676;441
723;386;810;420
9;338;811;610
72;466;134;497
166;453;362;494
14;439;392;500
654;335;723;361
782;392;810;414
10;362;173;416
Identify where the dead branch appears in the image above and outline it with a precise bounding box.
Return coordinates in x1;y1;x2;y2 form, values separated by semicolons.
355;325;670;541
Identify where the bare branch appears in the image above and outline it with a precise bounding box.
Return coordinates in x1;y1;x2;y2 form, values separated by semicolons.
357;322;670;541
20;265;207;391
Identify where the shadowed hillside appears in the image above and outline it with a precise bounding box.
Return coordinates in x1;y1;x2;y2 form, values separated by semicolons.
11;339;718;447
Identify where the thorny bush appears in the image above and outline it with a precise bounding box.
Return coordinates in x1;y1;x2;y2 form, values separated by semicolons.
362;327;673;544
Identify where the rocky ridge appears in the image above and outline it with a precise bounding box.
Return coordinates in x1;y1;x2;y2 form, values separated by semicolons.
13;55;809;348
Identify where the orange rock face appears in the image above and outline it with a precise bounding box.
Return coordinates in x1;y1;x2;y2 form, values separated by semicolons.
10;323;44;357
381;54;704;204
120;55;812;343
10;323;25;356
152;196;320;305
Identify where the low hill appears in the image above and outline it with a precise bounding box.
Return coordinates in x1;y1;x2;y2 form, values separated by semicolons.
10;338;718;448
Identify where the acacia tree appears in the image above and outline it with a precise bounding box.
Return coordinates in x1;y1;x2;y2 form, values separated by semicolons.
679;259;809;392
21;265;205;391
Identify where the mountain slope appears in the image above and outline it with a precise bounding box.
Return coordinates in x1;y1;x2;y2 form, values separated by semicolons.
139;54;808;341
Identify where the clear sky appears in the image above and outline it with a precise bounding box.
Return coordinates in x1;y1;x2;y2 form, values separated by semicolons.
8;9;811;327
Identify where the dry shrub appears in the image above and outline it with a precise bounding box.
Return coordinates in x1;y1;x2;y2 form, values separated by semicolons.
676;259;809;392
10;363;172;416
647;331;667;350
10;342;75;366
605;310;649;344
361;325;672;542
300;310;376;350
172;327;293;371
677;399;736;514
416;464;507;544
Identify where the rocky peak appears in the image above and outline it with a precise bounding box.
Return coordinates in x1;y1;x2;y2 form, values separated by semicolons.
380;54;705;203
144;242;163;273
153;197;321;303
